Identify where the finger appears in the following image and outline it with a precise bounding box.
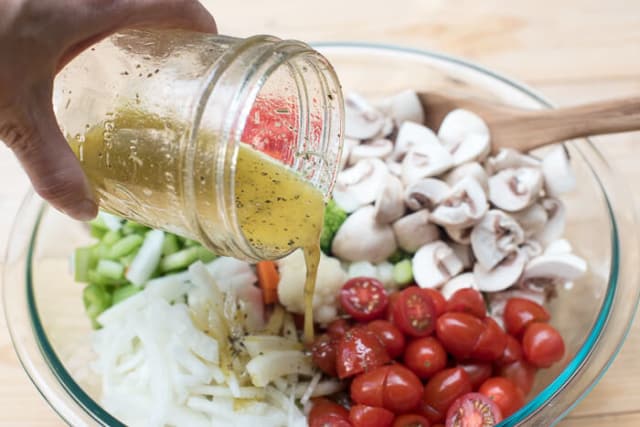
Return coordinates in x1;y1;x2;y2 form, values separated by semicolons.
4;83;98;221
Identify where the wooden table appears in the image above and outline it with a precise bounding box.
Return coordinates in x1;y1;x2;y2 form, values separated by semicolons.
1;0;639;425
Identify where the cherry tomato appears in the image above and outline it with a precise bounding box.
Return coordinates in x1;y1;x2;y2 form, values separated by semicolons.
310;414;353;427
327;318;351;339
459;362;493;390
435;313;484;360
309;398;351;427
311;334;338;376
351;366;389;408
421;288;447;317
384;365;424;413
340;277;389;321
349;405;395;427
336;328;391;379
522;322;565;368
421;367;472;423
367;320;406;359
498;360;538;395
393;287;437;337
403;337;447;379
393;414;431;427
504;298;550;337
445;392;503;427
471;317;507;362
495;334;523;367
446;288;486;318
386;292;401;323
479;377;525;418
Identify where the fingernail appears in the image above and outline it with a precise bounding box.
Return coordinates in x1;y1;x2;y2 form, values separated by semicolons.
75;199;99;222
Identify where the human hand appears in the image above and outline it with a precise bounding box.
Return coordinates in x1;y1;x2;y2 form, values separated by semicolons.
0;0;216;220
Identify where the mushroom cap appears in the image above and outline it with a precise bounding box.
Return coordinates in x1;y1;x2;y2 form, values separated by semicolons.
401;144;455;186
430;176;488;229
344;92;386;139
473;250;527;292
374;174;406;224
339;137;360;171
386;159;403;177
412;241;464;289
533;198;566;246
522;253;587;282
404;178;451;211
445;226;473;245
471;210;525;270
542;145;577;197
441;273;479;300
486;148;541;175
512;203;548;238
488;167;544;212
349;139;394;165
388;90;425;126
521;239;543;259
392;210;440;253
438;109;491;166
331;205;397;263
333;158;389;212
394;121;440;160
445;162;489;193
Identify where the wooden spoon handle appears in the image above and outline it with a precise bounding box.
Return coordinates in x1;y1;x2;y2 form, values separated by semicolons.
494;97;640;151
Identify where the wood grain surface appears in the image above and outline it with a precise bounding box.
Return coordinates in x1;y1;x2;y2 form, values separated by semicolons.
1;0;639;425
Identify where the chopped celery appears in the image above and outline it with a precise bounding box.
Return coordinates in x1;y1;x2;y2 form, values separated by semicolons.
195;246;217;263
160;247;200;272
112;284;142;305
122;221;150;235
83;284;112;329
96;259;125;280
90;224;108;239
119;252;137;267
162;233;180;256
108;234;144;259
102;229;122;246
183;238;200;247
74;247;94;283
393;259;413;285
88;270;128;287
91;243;110;260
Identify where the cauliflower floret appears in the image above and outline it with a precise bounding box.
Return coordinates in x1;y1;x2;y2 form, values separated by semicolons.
276;249;347;325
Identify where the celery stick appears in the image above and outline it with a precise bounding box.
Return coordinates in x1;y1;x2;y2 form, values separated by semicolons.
74;247;94;283
393;259;413;285
160;247;200;272
195;246;217;263
88;270;128;287
122;221;150;235
96;259;125;280
183;238;200;247
162;233;180;256
119;252;137;267
108;234;144;259
102;230;122;247
112;284;142;305
83;284;112;329
90;225;107;239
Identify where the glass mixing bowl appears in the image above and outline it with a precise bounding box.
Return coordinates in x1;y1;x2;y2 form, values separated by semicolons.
4;43;640;427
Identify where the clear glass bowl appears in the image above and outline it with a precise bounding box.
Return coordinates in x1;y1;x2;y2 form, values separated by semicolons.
4;43;640;427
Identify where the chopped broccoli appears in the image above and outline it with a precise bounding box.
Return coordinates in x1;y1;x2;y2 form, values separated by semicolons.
319;200;348;254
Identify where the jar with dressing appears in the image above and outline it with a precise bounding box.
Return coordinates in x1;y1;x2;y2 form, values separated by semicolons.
54;30;344;263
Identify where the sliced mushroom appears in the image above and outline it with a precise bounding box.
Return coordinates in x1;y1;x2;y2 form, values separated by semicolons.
445;226;473;245
430;176;488;229
542;145;577;197
412;241;464;289
388;90;425;125
485;148;541;175
392;210;440;253
533;198;566;246
471;210;525;270
401;144;455;185
488;167;543;212
473;250;527;292
445;162;489;193
374;174;405;223
339;138;360;171
377;117;396;139
438;109;491;166
450;242;474;269
344;92;385;140
544;238;573;255
522;253;587;285
386;159;403;177
511;203;548;238
441;273;479;300
404;178;451;211
520;239;543;259
332;158;389;212
393;121;440;160
331;205;397;263
349;139;394;165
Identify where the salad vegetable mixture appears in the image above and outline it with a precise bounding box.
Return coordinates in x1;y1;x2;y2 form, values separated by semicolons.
73;90;587;427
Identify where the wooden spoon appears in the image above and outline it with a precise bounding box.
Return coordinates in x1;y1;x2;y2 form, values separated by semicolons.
418;93;640;152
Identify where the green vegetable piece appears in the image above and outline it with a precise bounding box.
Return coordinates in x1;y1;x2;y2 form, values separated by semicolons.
392;259;413;285
122;221;150;235
108;234;144;259
388;248;411;264
96;259;125;280
183;238;200;247
90;243;110;260
101;230;122;247
194;246;217;263
83;284;112;329
90;224;108;239
162;233;181;256
119;252;137;267
319;200;348;255
112;284;142;305
160;247;200;272
74;247;94;283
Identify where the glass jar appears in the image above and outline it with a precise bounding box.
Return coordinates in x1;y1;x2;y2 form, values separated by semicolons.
53;30;344;261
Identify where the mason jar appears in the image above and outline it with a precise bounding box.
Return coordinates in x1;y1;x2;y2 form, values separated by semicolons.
54;30;344;261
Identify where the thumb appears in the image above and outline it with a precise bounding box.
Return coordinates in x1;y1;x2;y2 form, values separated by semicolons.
4;84;98;221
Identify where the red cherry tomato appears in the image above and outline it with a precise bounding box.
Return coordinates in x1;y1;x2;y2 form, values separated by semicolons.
311;334;338;377
470;317;507;362
435;313;484;360
421;288;447;317
393;414;431;427
393;287;437;337
310;414;353;427
384;365;424;414
522;322;565;368
336;328;390;379
340;277;389;321
504;298;550;337
403;337;448;380
498;360;538;395
495;334;523;367
351;366;389;408
349;405;394;427
309;398;351;427
327;318;351;339
367;320;406;359
445;392;503;427
421;367;472;423
479;377;525;418
386;292;401;323
446;288;486;318
459;362;493;390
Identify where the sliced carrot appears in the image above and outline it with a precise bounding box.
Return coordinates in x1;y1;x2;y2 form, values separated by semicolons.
256;261;280;305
